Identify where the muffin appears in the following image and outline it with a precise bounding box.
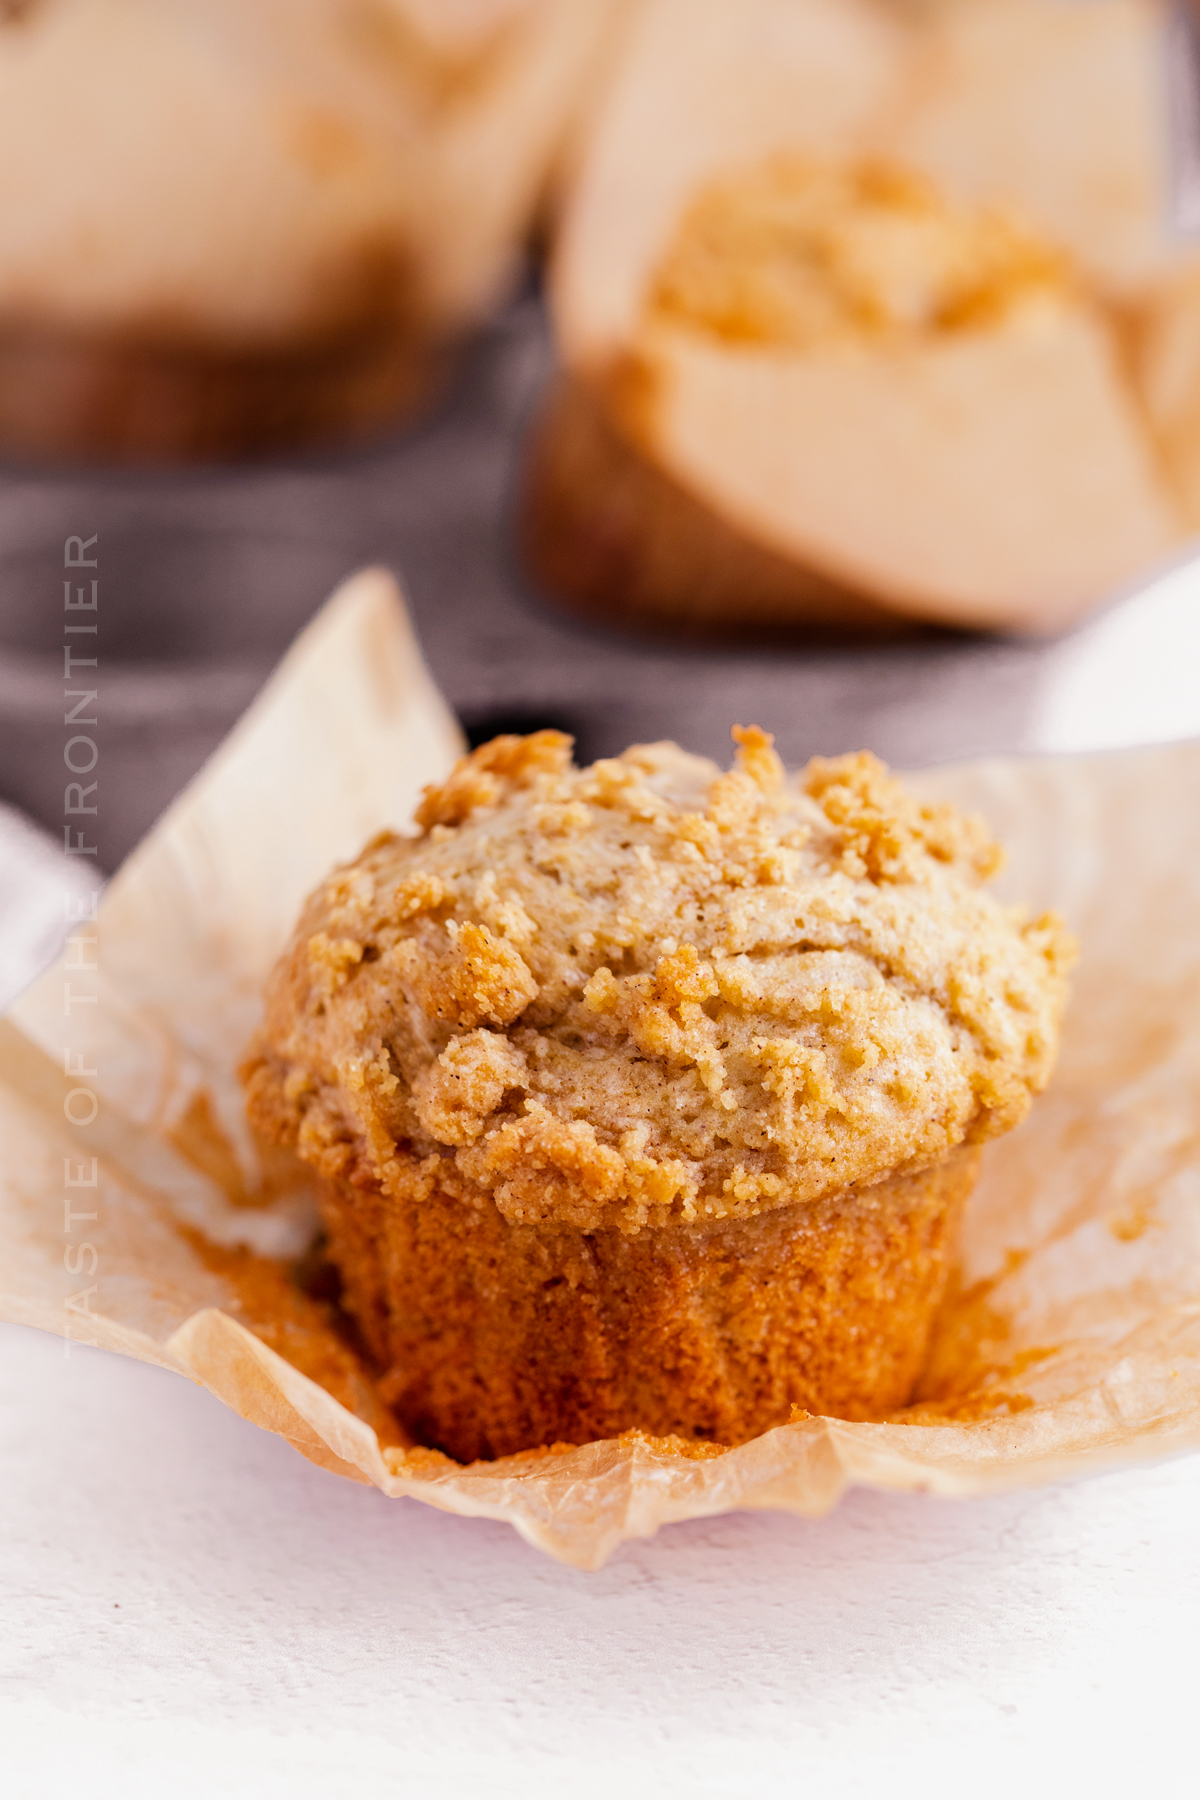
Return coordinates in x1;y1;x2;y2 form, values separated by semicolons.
0;0;618;462
242;728;1073;1461
526;0;1181;635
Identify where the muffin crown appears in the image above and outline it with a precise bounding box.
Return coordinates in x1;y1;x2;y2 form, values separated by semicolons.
651;155;1074;353
243;728;1073;1232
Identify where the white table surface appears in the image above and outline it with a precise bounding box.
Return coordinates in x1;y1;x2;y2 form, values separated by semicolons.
5;561;1200;1800
5;1321;1200;1799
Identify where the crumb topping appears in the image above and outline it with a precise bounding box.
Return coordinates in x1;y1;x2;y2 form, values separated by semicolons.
650;156;1072;351
243;728;1073;1233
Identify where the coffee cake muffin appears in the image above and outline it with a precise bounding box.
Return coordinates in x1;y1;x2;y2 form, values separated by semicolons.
243;729;1072;1460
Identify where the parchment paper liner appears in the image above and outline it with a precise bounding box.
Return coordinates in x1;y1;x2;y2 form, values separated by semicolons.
3;568;1199;1569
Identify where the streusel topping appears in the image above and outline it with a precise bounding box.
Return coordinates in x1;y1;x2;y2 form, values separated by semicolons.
651;157;1071;350
243;728;1072;1232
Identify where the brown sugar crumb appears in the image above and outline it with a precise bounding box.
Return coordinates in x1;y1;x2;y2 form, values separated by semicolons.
458;1104;627;1229
413;1029;527;1146
305;932;364;999
650;155;1073;351
443;920;538;1028
618;1429;730;1461
897;1387;1037;1425
415;729;573;830
245;729;1074;1237
803;750;1005;883
731;722;784;793
387;919;538;1032
385;1444;460;1477
392;873;447;921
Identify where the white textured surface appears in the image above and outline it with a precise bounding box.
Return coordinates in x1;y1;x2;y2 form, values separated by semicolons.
0;803;98;1013
4;1318;1199;1798
1033;546;1200;752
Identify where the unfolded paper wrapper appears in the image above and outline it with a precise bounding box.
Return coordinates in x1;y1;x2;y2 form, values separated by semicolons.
3;569;1199;1569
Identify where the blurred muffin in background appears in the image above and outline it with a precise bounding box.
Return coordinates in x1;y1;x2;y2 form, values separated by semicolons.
522;0;1188;639
0;0;622;462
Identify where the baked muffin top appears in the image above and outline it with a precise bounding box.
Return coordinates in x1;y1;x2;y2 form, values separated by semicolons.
651;156;1072;353
243;728;1073;1233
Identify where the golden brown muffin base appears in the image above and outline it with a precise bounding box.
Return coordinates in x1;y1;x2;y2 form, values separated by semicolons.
0;315;452;465
518;373;914;639
318;1144;979;1463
